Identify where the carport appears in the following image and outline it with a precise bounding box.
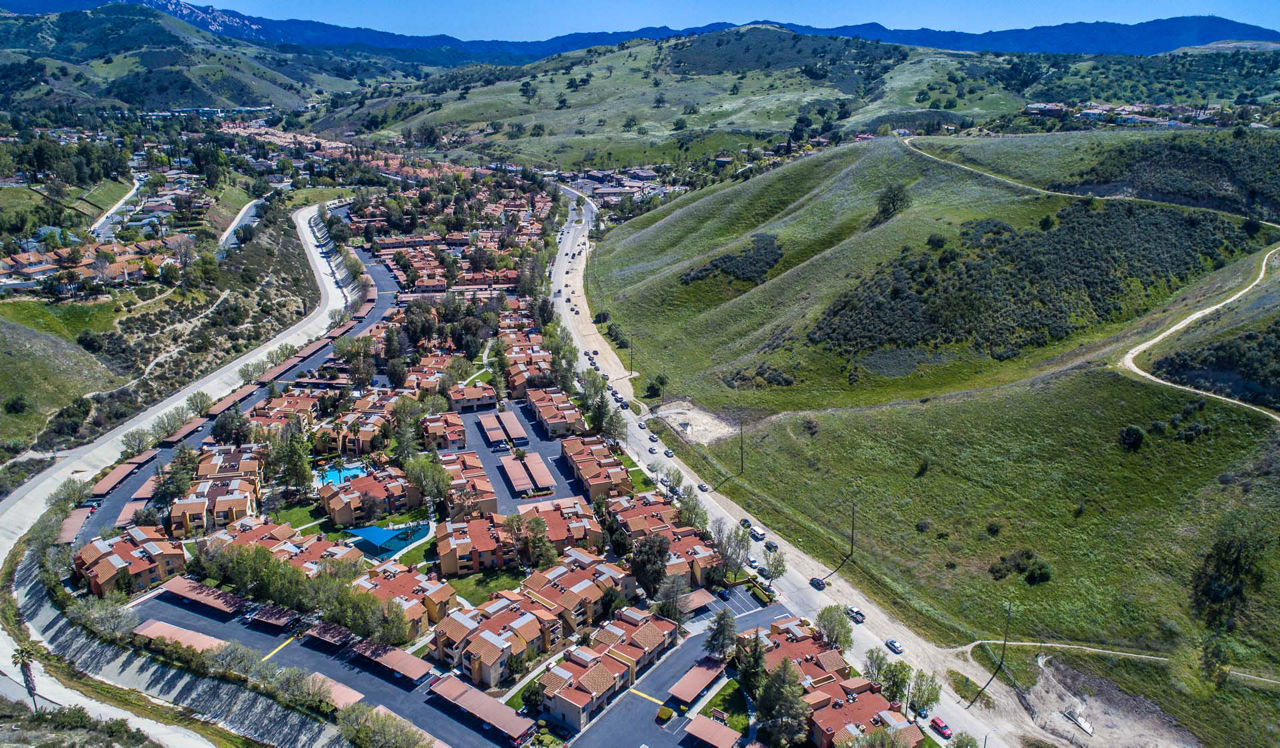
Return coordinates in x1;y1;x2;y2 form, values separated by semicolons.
160;577;245;615
429;674;535;745
350;639;433;684
668;657;724;704
679;588;716;614
132;619;228;653
686;714;742;748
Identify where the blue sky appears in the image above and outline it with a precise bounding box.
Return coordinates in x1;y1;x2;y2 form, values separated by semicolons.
209;0;1279;41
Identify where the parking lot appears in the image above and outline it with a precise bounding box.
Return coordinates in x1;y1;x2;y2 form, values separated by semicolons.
685;585;762;629
130;591;509;748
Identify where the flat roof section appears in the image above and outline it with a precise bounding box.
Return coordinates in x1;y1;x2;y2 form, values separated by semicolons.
208;384;258;416
429;674;534;742
133;619;228;653
161;577;245;614
668;658;725;703
161;417;207;445
250;605;298;628
497;410;527;443
685;714;741;748
478;413;506;445
500;454;534;494
115;499;150;528
304;621;353;646
92;463;137;497
522;452;556;491
309;673;364;709
350;639;433;682
56;507;92;544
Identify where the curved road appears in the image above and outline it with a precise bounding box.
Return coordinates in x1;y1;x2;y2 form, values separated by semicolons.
0;202;348;746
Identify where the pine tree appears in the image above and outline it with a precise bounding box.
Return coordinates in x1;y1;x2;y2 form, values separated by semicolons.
703;608;737;660
757;657;809;747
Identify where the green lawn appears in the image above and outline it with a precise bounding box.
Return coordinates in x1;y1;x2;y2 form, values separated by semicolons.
373;506;433;528
285;187;358;209
270;503;325;528
698;678;750;734
206;181;253;232
449;568;526;605
0;318;118;445
398;537;436;569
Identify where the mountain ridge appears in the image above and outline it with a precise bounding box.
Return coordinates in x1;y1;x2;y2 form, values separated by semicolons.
2;2;1278;62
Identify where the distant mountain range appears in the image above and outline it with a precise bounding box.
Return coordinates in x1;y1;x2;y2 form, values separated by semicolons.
3;1;1280;62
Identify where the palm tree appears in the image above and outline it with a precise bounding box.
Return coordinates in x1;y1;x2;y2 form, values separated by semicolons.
11;644;39;711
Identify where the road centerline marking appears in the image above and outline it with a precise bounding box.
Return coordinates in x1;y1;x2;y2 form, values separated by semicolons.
629;688;663;705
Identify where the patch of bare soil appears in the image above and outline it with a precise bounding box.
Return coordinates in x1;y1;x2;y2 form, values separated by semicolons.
654;399;737;444
1027;656;1198;748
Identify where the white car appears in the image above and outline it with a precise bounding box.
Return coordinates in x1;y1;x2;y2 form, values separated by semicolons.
747;556;759;568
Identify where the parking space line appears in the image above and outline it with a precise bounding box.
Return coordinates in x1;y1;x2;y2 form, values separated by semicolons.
261;635;295;662
629;688;664;705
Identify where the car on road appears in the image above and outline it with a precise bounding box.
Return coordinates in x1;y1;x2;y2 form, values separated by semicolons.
929;717;952;740
739;518;752;528
763;540;778;552
663;449;674;458
648;434;659;442
846;606;866;624
747;555;758;568
886;639;905;655
809;577;826;590
698;483;709;492
648;447;658;454
638;422;647;430
592;350;599;356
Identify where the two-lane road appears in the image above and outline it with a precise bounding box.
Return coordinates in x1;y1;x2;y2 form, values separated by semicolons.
550;183;1040;748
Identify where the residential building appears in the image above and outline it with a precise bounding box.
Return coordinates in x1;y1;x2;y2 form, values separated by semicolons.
351;560;457;636
73;526;186;597
318;467;420;526
436;515;520;576
517;497;604;553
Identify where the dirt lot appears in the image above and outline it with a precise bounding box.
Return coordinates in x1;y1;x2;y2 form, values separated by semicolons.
654;399;738;444
1028;656;1198;748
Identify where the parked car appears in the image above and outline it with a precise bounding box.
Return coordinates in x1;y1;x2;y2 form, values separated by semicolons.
886;639;905;655
750;526;766;541
621;402;629;410
747;556;759;568
929;717;952;740
846;606;865;624
663;449;674;458
756;567;772;580
716;588;731;601
913;705;929;719
697;483;709;492
739;518;752;528
809;577;826;590
592;350;599;356
649;434;659;442
763;540;778;552
648;447;658;454
638;422;647;430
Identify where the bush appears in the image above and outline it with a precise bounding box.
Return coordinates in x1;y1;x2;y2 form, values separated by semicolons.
681;233;782;285
1119;425;1145;451
1025;559;1053;585
657;706;674;722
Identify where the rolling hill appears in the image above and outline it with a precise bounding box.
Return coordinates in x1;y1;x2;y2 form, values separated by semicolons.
0;4;419;110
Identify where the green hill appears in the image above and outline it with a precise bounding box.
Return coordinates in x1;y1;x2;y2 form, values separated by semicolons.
0;5;417;110
586;137;1276;416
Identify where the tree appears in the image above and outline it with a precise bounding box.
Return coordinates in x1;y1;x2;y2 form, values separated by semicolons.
654;574;690;629
279;432;313;499
908;669;941;712
757;657;809;747
1119;424;1145;451
212;408;251;446
711;519;751;580
863;647;888;681
387;359;408;389
703;608;737;660
404;454;450;503
874;183;910;223
880;660;912;702
677;494;707;531
763;548;787;587
523;682;546;713
1192;508;1274;630
600;585;626;617
631;534;671;596
737;632;767;696
951;735;980;748
185;391;214;416
815;605;853;651
120;428;153;458
392;419;421;467
11;644;38;711
336;703;426;748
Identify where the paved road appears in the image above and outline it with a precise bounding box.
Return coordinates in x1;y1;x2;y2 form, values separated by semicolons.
89;176;142;241
0;202;350;747
218;198;265;250
551;184;1024;747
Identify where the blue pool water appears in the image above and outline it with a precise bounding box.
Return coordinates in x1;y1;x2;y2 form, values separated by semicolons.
319;464;367;485
348;523;434;560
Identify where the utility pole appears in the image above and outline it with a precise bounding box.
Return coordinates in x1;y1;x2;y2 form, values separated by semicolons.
824;497;856;580
739;422;744;475
968;601;1012;709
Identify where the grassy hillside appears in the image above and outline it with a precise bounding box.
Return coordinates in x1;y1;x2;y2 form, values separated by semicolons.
0;317;116;448
664;367;1277;657
310;26;1027;167
0;5;416;110
915;129;1280;221
586;137;1276;417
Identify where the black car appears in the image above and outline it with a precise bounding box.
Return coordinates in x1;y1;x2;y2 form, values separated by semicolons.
809;577;826;590
739;518;752;528
716;588;732;601
763;540;778;552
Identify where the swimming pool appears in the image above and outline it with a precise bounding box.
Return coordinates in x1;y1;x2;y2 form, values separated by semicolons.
319;464;367;486
347;523;434;560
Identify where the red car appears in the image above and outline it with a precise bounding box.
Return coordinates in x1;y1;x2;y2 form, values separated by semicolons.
930;717;952;740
